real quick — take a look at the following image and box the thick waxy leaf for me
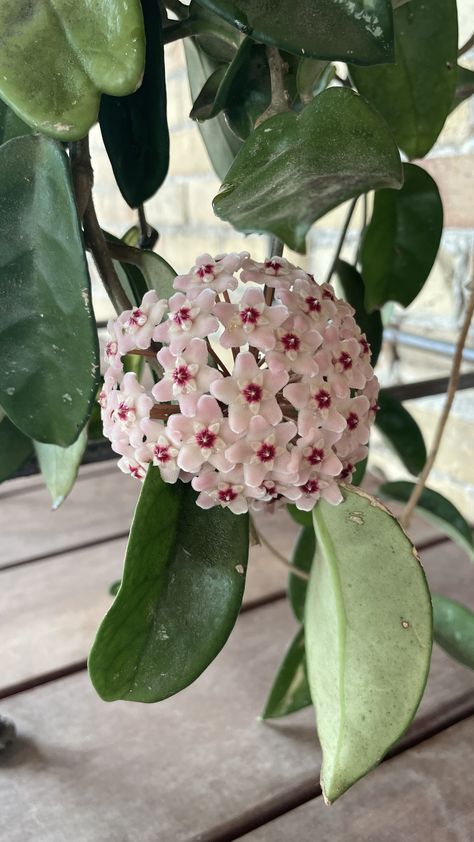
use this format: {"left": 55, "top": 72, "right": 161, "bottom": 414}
{"left": 351, "top": 0, "right": 458, "bottom": 158}
{"left": 0, "top": 135, "right": 100, "bottom": 446}
{"left": 361, "top": 164, "right": 443, "bottom": 312}
{"left": 194, "top": 0, "right": 394, "bottom": 65}
{"left": 0, "top": 412, "right": 33, "bottom": 483}
{"left": 184, "top": 38, "right": 242, "bottom": 180}
{"left": 307, "top": 485, "right": 432, "bottom": 802}
{"left": 0, "top": 100, "right": 31, "bottom": 144}
{"left": 375, "top": 390, "right": 427, "bottom": 475}
{"left": 89, "top": 467, "right": 249, "bottom": 702}
{"left": 335, "top": 259, "right": 383, "bottom": 366}
{"left": 432, "top": 594, "right": 474, "bottom": 671}
{"left": 190, "top": 0, "right": 243, "bottom": 63}
{"left": 379, "top": 482, "right": 474, "bottom": 563}
{"left": 105, "top": 231, "right": 176, "bottom": 303}
{"left": 213, "top": 88, "right": 402, "bottom": 253}
{"left": 288, "top": 526, "right": 315, "bottom": 623}
{"left": 0, "top": 1, "right": 145, "bottom": 141}
{"left": 34, "top": 429, "right": 87, "bottom": 510}
{"left": 100, "top": 0, "right": 169, "bottom": 208}
{"left": 261, "top": 627, "right": 312, "bottom": 719}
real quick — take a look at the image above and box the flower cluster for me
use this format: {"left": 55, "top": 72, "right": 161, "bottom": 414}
{"left": 100, "top": 253, "right": 379, "bottom": 514}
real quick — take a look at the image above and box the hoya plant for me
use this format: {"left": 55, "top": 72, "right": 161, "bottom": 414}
{"left": 1, "top": 0, "right": 473, "bottom": 805}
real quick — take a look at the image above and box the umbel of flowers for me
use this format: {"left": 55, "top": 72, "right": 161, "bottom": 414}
{"left": 100, "top": 253, "right": 380, "bottom": 514}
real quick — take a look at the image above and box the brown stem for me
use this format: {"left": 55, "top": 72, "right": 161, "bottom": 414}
{"left": 458, "top": 32, "right": 474, "bottom": 56}
{"left": 250, "top": 516, "right": 310, "bottom": 581}
{"left": 324, "top": 197, "right": 358, "bottom": 285}
{"left": 83, "top": 199, "right": 133, "bottom": 315}
{"left": 207, "top": 339, "right": 232, "bottom": 377}
{"left": 150, "top": 404, "right": 182, "bottom": 420}
{"left": 70, "top": 137, "right": 93, "bottom": 221}
{"left": 255, "top": 46, "right": 289, "bottom": 127}
{"left": 401, "top": 262, "right": 474, "bottom": 528}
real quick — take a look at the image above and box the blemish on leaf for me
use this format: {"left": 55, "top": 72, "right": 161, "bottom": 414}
{"left": 349, "top": 511, "right": 364, "bottom": 525}
{"left": 235, "top": 563, "right": 245, "bottom": 575}
{"left": 401, "top": 619, "right": 410, "bottom": 629}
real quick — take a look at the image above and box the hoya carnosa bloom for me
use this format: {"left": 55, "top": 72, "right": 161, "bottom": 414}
{"left": 101, "top": 253, "right": 379, "bottom": 514}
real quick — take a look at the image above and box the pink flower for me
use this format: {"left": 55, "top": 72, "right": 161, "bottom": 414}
{"left": 225, "top": 416, "right": 296, "bottom": 487}
{"left": 136, "top": 419, "right": 180, "bottom": 484}
{"left": 174, "top": 252, "right": 247, "bottom": 296}
{"left": 334, "top": 395, "right": 371, "bottom": 458}
{"left": 166, "top": 395, "right": 236, "bottom": 473}
{"left": 104, "top": 372, "right": 153, "bottom": 448}
{"left": 154, "top": 289, "right": 219, "bottom": 353}
{"left": 294, "top": 474, "right": 344, "bottom": 510}
{"left": 117, "top": 291, "right": 167, "bottom": 350}
{"left": 278, "top": 277, "right": 338, "bottom": 331}
{"left": 213, "top": 287, "right": 288, "bottom": 351}
{"left": 210, "top": 352, "right": 288, "bottom": 433}
{"left": 117, "top": 447, "right": 148, "bottom": 482}
{"left": 266, "top": 314, "right": 322, "bottom": 375}
{"left": 293, "top": 429, "right": 343, "bottom": 484}
{"left": 152, "top": 338, "right": 222, "bottom": 416}
{"left": 283, "top": 375, "right": 346, "bottom": 436}
{"left": 241, "top": 255, "right": 305, "bottom": 289}
{"left": 315, "top": 325, "right": 371, "bottom": 391}
{"left": 192, "top": 467, "right": 255, "bottom": 515}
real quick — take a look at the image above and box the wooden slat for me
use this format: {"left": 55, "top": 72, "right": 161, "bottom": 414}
{"left": 239, "top": 717, "right": 474, "bottom": 841}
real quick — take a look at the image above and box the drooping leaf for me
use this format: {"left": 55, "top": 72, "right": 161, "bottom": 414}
{"left": 0, "top": 135, "right": 100, "bottom": 446}
{"left": 261, "top": 627, "right": 312, "bottom": 719}
{"left": 379, "top": 482, "right": 474, "bottom": 563}
{"left": 34, "top": 429, "right": 88, "bottom": 510}
{"left": 193, "top": 0, "right": 394, "bottom": 65}
{"left": 307, "top": 485, "right": 432, "bottom": 803}
{"left": 432, "top": 594, "right": 474, "bottom": 670}
{"left": 361, "top": 164, "right": 443, "bottom": 312}
{"left": 213, "top": 88, "right": 402, "bottom": 253}
{"left": 296, "top": 59, "right": 329, "bottom": 101}
{"left": 0, "top": 1, "right": 145, "bottom": 140}
{"left": 288, "top": 526, "right": 315, "bottom": 623}
{"left": 88, "top": 467, "right": 249, "bottom": 702}
{"left": 451, "top": 65, "right": 474, "bottom": 113}
{"left": 0, "top": 100, "right": 32, "bottom": 144}
{"left": 105, "top": 231, "right": 176, "bottom": 303}
{"left": 351, "top": 0, "right": 458, "bottom": 158}
{"left": 375, "top": 390, "right": 427, "bottom": 475}
{"left": 184, "top": 38, "right": 242, "bottom": 181}
{"left": 100, "top": 0, "right": 169, "bottom": 208}
{"left": 0, "top": 412, "right": 33, "bottom": 483}
{"left": 189, "top": 0, "right": 244, "bottom": 63}
{"left": 334, "top": 259, "right": 383, "bottom": 366}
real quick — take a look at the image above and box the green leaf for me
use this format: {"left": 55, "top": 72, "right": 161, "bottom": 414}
{"left": 0, "top": 412, "right": 33, "bottom": 482}
{"left": 307, "top": 485, "right": 432, "bottom": 803}
{"left": 193, "top": 0, "right": 394, "bottom": 65}
{"left": 184, "top": 38, "right": 242, "bottom": 180}
{"left": 99, "top": 0, "right": 169, "bottom": 208}
{"left": 375, "top": 390, "right": 427, "bottom": 475}
{"left": 352, "top": 455, "right": 368, "bottom": 486}
{"left": 0, "top": 135, "right": 100, "bottom": 446}
{"left": 432, "top": 594, "right": 474, "bottom": 671}
{"left": 361, "top": 164, "right": 443, "bottom": 312}
{"left": 261, "top": 627, "right": 312, "bottom": 719}
{"left": 288, "top": 526, "right": 315, "bottom": 623}
{"left": 351, "top": 0, "right": 458, "bottom": 158}
{"left": 0, "top": 1, "right": 145, "bottom": 140}
{"left": 34, "top": 429, "right": 88, "bottom": 510}
{"left": 104, "top": 232, "right": 176, "bottom": 303}
{"left": 88, "top": 467, "right": 249, "bottom": 702}
{"left": 213, "top": 88, "right": 402, "bottom": 254}
{"left": 189, "top": 0, "right": 244, "bottom": 63}
{"left": 287, "top": 504, "right": 312, "bottom": 528}
{"left": 0, "top": 100, "right": 32, "bottom": 144}
{"left": 334, "top": 259, "right": 383, "bottom": 366}
{"left": 379, "top": 482, "right": 474, "bottom": 563}
{"left": 451, "top": 64, "right": 474, "bottom": 113}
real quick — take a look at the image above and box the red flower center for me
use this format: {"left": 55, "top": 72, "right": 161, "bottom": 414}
{"left": 173, "top": 365, "right": 191, "bottom": 385}
{"left": 340, "top": 463, "right": 354, "bottom": 480}
{"left": 128, "top": 308, "right": 146, "bottom": 326}
{"left": 281, "top": 332, "right": 300, "bottom": 352}
{"left": 314, "top": 389, "right": 331, "bottom": 409}
{"left": 240, "top": 306, "right": 260, "bottom": 325}
{"left": 130, "top": 464, "right": 144, "bottom": 479}
{"left": 338, "top": 351, "right": 353, "bottom": 370}
{"left": 117, "top": 402, "right": 132, "bottom": 421}
{"left": 322, "top": 288, "right": 334, "bottom": 301}
{"left": 153, "top": 445, "right": 171, "bottom": 463}
{"left": 346, "top": 412, "right": 359, "bottom": 430}
{"left": 106, "top": 340, "right": 118, "bottom": 358}
{"left": 256, "top": 442, "right": 276, "bottom": 463}
{"left": 359, "top": 337, "right": 370, "bottom": 355}
{"left": 195, "top": 428, "right": 217, "bottom": 450}
{"left": 173, "top": 307, "right": 191, "bottom": 327}
{"left": 301, "top": 479, "right": 319, "bottom": 495}
{"left": 218, "top": 486, "right": 237, "bottom": 503}
{"left": 305, "top": 296, "right": 321, "bottom": 314}
{"left": 196, "top": 263, "right": 215, "bottom": 278}
{"left": 242, "top": 382, "right": 263, "bottom": 404}
{"left": 307, "top": 447, "right": 324, "bottom": 465}
{"left": 265, "top": 259, "right": 283, "bottom": 273}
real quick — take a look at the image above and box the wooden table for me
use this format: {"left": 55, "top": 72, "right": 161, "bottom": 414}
{"left": 1, "top": 464, "right": 473, "bottom": 841}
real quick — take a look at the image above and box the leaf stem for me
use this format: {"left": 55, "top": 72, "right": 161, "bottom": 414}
{"left": 324, "top": 197, "right": 358, "bottom": 284}
{"left": 255, "top": 46, "right": 289, "bottom": 127}
{"left": 84, "top": 199, "right": 133, "bottom": 315}
{"left": 250, "top": 516, "right": 310, "bottom": 581}
{"left": 206, "top": 339, "right": 231, "bottom": 377}
{"left": 137, "top": 204, "right": 158, "bottom": 249}
{"left": 458, "top": 32, "right": 474, "bottom": 56}
{"left": 265, "top": 237, "right": 284, "bottom": 305}
{"left": 401, "top": 251, "right": 474, "bottom": 528}
{"left": 70, "top": 137, "right": 93, "bottom": 220}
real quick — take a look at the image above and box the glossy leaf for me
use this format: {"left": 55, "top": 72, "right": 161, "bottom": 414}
{"left": 288, "top": 526, "right": 315, "bottom": 623}
{"left": 193, "top": 0, "right": 394, "bottom": 65}
{"left": 100, "top": 0, "right": 169, "bottom": 208}
{"left": 34, "top": 429, "right": 88, "bottom": 510}
{"left": 89, "top": 467, "right": 249, "bottom": 702}
{"left": 184, "top": 38, "right": 242, "bottom": 180}
{"left": 261, "top": 627, "right": 312, "bottom": 719}
{"left": 0, "top": 135, "right": 100, "bottom": 446}
{"left": 105, "top": 232, "right": 176, "bottom": 303}
{"left": 375, "top": 390, "right": 427, "bottom": 475}
{"left": 213, "top": 88, "right": 402, "bottom": 253}
{"left": 307, "top": 485, "right": 432, "bottom": 802}
{"left": 190, "top": 0, "right": 243, "bottom": 62}
{"left": 0, "top": 100, "right": 32, "bottom": 144}
{"left": 351, "top": 0, "right": 458, "bottom": 158}
{"left": 335, "top": 259, "right": 383, "bottom": 366}
{"left": 0, "top": 1, "right": 145, "bottom": 140}
{"left": 361, "top": 164, "right": 443, "bottom": 312}
{"left": 0, "top": 412, "right": 33, "bottom": 483}
{"left": 379, "top": 482, "right": 474, "bottom": 563}
{"left": 432, "top": 594, "right": 474, "bottom": 671}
